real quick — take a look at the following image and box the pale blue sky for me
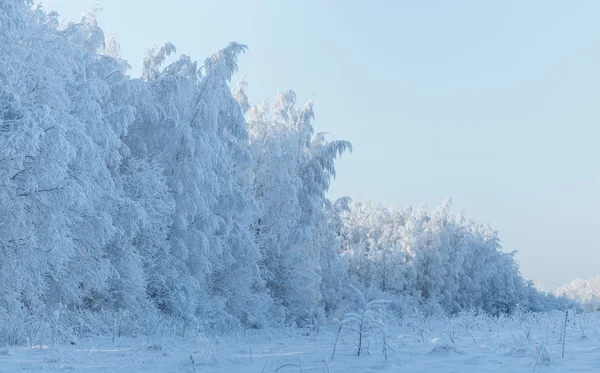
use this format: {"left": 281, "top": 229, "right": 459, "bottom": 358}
{"left": 41, "top": 0, "right": 600, "bottom": 290}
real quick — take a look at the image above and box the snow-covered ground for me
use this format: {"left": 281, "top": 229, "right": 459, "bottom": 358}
{"left": 2, "top": 311, "right": 600, "bottom": 372}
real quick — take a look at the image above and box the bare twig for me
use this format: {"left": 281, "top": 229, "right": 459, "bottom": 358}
{"left": 331, "top": 324, "right": 343, "bottom": 360}
{"left": 322, "top": 359, "right": 331, "bottom": 373}
{"left": 562, "top": 310, "right": 568, "bottom": 358}
{"left": 188, "top": 350, "right": 197, "bottom": 373}
{"left": 274, "top": 363, "right": 301, "bottom": 372}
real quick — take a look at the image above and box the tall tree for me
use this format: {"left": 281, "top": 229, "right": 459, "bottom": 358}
{"left": 241, "top": 87, "right": 351, "bottom": 324}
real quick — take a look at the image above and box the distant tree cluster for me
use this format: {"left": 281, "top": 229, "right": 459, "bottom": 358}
{"left": 337, "top": 200, "right": 572, "bottom": 316}
{"left": 557, "top": 276, "right": 600, "bottom": 311}
{"left": 0, "top": 1, "right": 571, "bottom": 343}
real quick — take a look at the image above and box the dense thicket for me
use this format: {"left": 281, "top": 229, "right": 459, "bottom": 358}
{"left": 0, "top": 1, "right": 571, "bottom": 343}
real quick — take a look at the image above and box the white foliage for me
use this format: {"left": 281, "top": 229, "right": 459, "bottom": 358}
{"left": 557, "top": 276, "right": 600, "bottom": 311}
{"left": 243, "top": 84, "right": 351, "bottom": 325}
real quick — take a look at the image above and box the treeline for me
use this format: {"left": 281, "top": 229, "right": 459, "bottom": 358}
{"left": 0, "top": 1, "right": 570, "bottom": 343}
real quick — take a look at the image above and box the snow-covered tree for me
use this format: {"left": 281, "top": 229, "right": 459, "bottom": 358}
{"left": 241, "top": 87, "right": 351, "bottom": 324}
{"left": 0, "top": 1, "right": 139, "bottom": 336}
{"left": 130, "top": 42, "right": 273, "bottom": 329}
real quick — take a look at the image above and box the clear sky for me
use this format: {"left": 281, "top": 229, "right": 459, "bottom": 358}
{"left": 40, "top": 0, "right": 600, "bottom": 290}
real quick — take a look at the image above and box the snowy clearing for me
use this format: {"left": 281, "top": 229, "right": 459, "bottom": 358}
{"left": 2, "top": 312, "right": 600, "bottom": 372}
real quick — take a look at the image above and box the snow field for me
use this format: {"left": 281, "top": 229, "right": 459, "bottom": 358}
{"left": 2, "top": 311, "right": 600, "bottom": 372}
